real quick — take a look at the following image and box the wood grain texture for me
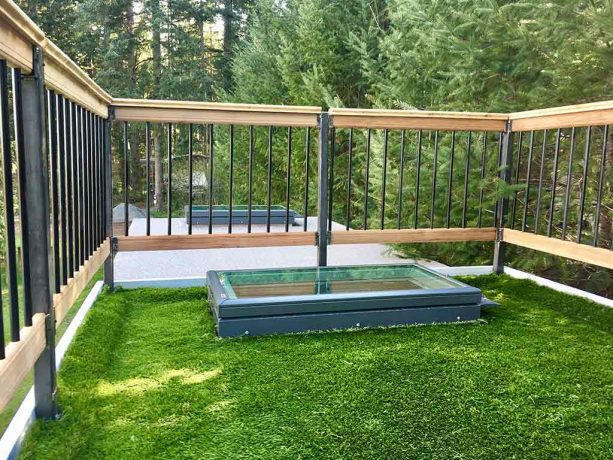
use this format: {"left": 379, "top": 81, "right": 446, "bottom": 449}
{"left": 329, "top": 108, "right": 508, "bottom": 131}
{"left": 112, "top": 98, "right": 321, "bottom": 113}
{"left": 330, "top": 228, "right": 497, "bottom": 244}
{"left": 502, "top": 229, "right": 613, "bottom": 269}
{"left": 0, "top": 313, "right": 46, "bottom": 412}
{"left": 0, "top": 15, "right": 33, "bottom": 70}
{"left": 509, "top": 100, "right": 613, "bottom": 131}
{"left": 509, "top": 100, "right": 613, "bottom": 119}
{"left": 116, "top": 232, "right": 317, "bottom": 251}
{"left": 112, "top": 105, "right": 320, "bottom": 127}
{"left": 53, "top": 238, "right": 111, "bottom": 325}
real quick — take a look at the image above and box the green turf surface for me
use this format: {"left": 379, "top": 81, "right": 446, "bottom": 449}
{"left": 20, "top": 275, "right": 612, "bottom": 459}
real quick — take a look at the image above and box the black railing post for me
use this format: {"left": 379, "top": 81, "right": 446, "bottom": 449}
{"left": 317, "top": 112, "right": 330, "bottom": 266}
{"left": 21, "top": 46, "right": 58, "bottom": 419}
{"left": 103, "top": 109, "right": 114, "bottom": 289}
{"left": 493, "top": 121, "right": 514, "bottom": 274}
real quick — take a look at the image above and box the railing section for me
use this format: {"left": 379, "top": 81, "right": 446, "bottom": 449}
{"left": 0, "top": 0, "right": 112, "bottom": 419}
{"left": 503, "top": 104, "right": 613, "bottom": 270}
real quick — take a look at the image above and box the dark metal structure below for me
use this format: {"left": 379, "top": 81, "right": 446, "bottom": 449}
{"left": 186, "top": 205, "right": 296, "bottom": 226}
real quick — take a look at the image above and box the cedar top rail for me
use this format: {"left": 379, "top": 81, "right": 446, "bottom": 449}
{"left": 509, "top": 100, "right": 613, "bottom": 131}
{"left": 0, "top": 0, "right": 112, "bottom": 116}
{"left": 111, "top": 98, "right": 322, "bottom": 127}
{"left": 328, "top": 107, "right": 509, "bottom": 131}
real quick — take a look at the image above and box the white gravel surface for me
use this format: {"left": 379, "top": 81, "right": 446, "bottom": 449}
{"left": 114, "top": 217, "right": 445, "bottom": 281}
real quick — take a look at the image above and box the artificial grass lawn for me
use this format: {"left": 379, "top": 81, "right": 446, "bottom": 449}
{"left": 20, "top": 275, "right": 612, "bottom": 459}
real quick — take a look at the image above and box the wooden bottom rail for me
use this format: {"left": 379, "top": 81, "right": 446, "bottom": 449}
{"left": 503, "top": 229, "right": 613, "bottom": 269}
{"left": 0, "top": 239, "right": 111, "bottom": 413}
{"left": 0, "top": 313, "right": 46, "bottom": 412}
{"left": 115, "top": 232, "right": 318, "bottom": 252}
{"left": 330, "top": 228, "right": 497, "bottom": 245}
{"left": 53, "top": 238, "right": 111, "bottom": 325}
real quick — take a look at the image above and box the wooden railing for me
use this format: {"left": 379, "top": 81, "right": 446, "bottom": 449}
{"left": 109, "top": 99, "right": 611, "bottom": 272}
{"left": 0, "top": 0, "right": 112, "bottom": 417}
{"left": 0, "top": 0, "right": 611, "bottom": 422}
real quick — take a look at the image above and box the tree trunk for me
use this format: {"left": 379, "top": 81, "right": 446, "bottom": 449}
{"left": 151, "top": 0, "right": 164, "bottom": 211}
{"left": 126, "top": 1, "right": 142, "bottom": 198}
{"left": 221, "top": 0, "right": 234, "bottom": 91}
{"left": 198, "top": 15, "right": 208, "bottom": 99}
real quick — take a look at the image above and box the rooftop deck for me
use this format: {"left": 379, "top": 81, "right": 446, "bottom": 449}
{"left": 0, "top": 0, "right": 612, "bottom": 458}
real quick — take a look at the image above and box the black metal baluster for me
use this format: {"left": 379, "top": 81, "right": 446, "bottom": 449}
{"left": 93, "top": 115, "right": 98, "bottom": 247}
{"left": 146, "top": 122, "right": 151, "bottom": 236}
{"left": 71, "top": 102, "right": 80, "bottom": 268}
{"left": 167, "top": 123, "right": 172, "bottom": 236}
{"left": 285, "top": 126, "right": 292, "bottom": 232}
{"left": 89, "top": 112, "right": 95, "bottom": 254}
{"left": 81, "top": 108, "right": 88, "bottom": 257}
{"left": 98, "top": 115, "right": 103, "bottom": 245}
{"left": 186, "top": 123, "right": 193, "bottom": 235}
{"left": 1, "top": 60, "right": 20, "bottom": 341}
{"left": 93, "top": 113, "right": 99, "bottom": 249}
{"left": 522, "top": 131, "right": 535, "bottom": 232}
{"left": 266, "top": 125, "right": 273, "bottom": 233}
{"left": 477, "top": 133, "right": 487, "bottom": 227}
{"left": 208, "top": 124, "right": 214, "bottom": 235}
{"left": 346, "top": 128, "right": 354, "bottom": 230}
{"left": 47, "top": 91, "right": 61, "bottom": 291}
{"left": 577, "top": 127, "right": 592, "bottom": 244}
{"left": 328, "top": 128, "right": 335, "bottom": 232}
{"left": 446, "top": 130, "right": 456, "bottom": 228}
{"left": 534, "top": 130, "right": 547, "bottom": 234}
{"left": 248, "top": 125, "right": 254, "bottom": 233}
{"left": 561, "top": 128, "right": 576, "bottom": 240}
{"left": 461, "top": 131, "right": 472, "bottom": 228}
{"left": 228, "top": 125, "right": 235, "bottom": 234}
{"left": 80, "top": 107, "right": 88, "bottom": 260}
{"left": 12, "top": 68, "right": 32, "bottom": 324}
{"left": 493, "top": 133, "right": 503, "bottom": 225}
{"left": 123, "top": 121, "right": 129, "bottom": 236}
{"left": 397, "top": 130, "right": 406, "bottom": 229}
{"left": 65, "top": 100, "right": 75, "bottom": 274}
{"left": 91, "top": 114, "right": 97, "bottom": 248}
{"left": 58, "top": 95, "right": 68, "bottom": 283}
{"left": 414, "top": 130, "right": 423, "bottom": 229}
{"left": 84, "top": 111, "right": 90, "bottom": 254}
{"left": 430, "top": 130, "right": 439, "bottom": 228}
{"left": 380, "top": 129, "right": 388, "bottom": 230}
{"left": 593, "top": 125, "right": 608, "bottom": 246}
{"left": 510, "top": 131, "right": 523, "bottom": 229}
{"left": 364, "top": 128, "right": 371, "bottom": 229}
{"left": 547, "top": 128, "right": 562, "bottom": 237}
{"left": 98, "top": 116, "right": 104, "bottom": 246}
{"left": 303, "top": 127, "right": 310, "bottom": 232}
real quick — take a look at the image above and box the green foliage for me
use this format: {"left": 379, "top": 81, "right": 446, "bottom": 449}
{"left": 20, "top": 280, "right": 613, "bottom": 458}
{"left": 12, "top": 0, "right": 613, "bottom": 291}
